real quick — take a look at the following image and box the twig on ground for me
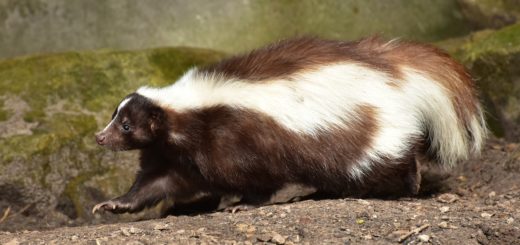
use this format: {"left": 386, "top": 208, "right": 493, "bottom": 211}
{"left": 398, "top": 224, "right": 430, "bottom": 243}
{"left": 0, "top": 207, "right": 11, "bottom": 223}
{"left": 14, "top": 202, "right": 34, "bottom": 216}
{"left": 0, "top": 202, "right": 35, "bottom": 223}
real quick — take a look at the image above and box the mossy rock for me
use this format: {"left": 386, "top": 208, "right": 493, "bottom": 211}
{"left": 438, "top": 23, "right": 520, "bottom": 140}
{"left": 0, "top": 47, "right": 224, "bottom": 227}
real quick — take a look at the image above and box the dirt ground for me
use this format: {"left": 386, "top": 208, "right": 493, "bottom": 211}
{"left": 0, "top": 137, "right": 519, "bottom": 245}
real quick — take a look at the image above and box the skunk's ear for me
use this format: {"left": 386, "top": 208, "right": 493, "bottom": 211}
{"left": 149, "top": 108, "right": 164, "bottom": 132}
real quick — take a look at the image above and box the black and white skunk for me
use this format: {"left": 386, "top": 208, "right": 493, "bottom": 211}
{"left": 92, "top": 37, "right": 487, "bottom": 214}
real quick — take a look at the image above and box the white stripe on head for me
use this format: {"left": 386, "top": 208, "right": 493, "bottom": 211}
{"left": 118, "top": 97, "right": 132, "bottom": 112}
{"left": 102, "top": 97, "right": 133, "bottom": 132}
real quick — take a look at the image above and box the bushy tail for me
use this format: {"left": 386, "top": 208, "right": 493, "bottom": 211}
{"left": 423, "top": 100, "right": 487, "bottom": 168}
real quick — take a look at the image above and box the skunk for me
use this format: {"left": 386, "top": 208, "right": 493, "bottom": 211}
{"left": 92, "top": 37, "right": 487, "bottom": 214}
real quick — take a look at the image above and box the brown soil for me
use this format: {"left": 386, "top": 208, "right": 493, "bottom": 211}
{"left": 0, "top": 138, "right": 519, "bottom": 245}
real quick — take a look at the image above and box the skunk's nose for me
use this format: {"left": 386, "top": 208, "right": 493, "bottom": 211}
{"left": 95, "top": 133, "right": 106, "bottom": 145}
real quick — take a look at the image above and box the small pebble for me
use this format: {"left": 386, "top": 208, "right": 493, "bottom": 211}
{"left": 418, "top": 234, "right": 430, "bottom": 242}
{"left": 437, "top": 193, "right": 459, "bottom": 203}
{"left": 256, "top": 233, "right": 272, "bottom": 242}
{"left": 121, "top": 227, "right": 131, "bottom": 236}
{"left": 438, "top": 221, "right": 449, "bottom": 229}
{"left": 357, "top": 199, "right": 370, "bottom": 205}
{"left": 488, "top": 191, "right": 496, "bottom": 198}
{"left": 129, "top": 226, "right": 140, "bottom": 234}
{"left": 481, "top": 212, "right": 493, "bottom": 219}
{"left": 456, "top": 175, "right": 467, "bottom": 182}
{"left": 271, "top": 232, "right": 286, "bottom": 244}
{"left": 505, "top": 143, "right": 519, "bottom": 152}
{"left": 236, "top": 223, "right": 249, "bottom": 232}
{"left": 291, "top": 235, "right": 301, "bottom": 243}
{"left": 153, "top": 223, "right": 170, "bottom": 231}
{"left": 440, "top": 206, "right": 450, "bottom": 213}
{"left": 506, "top": 217, "right": 514, "bottom": 224}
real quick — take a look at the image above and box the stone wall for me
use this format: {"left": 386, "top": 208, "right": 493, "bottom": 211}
{"left": 0, "top": 0, "right": 470, "bottom": 59}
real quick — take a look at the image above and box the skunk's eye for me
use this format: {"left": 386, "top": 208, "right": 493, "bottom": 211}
{"left": 122, "top": 124, "right": 130, "bottom": 131}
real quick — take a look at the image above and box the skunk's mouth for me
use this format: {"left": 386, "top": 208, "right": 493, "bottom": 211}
{"left": 95, "top": 131, "right": 127, "bottom": 151}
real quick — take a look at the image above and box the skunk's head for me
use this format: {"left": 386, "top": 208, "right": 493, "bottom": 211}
{"left": 95, "top": 93, "right": 165, "bottom": 151}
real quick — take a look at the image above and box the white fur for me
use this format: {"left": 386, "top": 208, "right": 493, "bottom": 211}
{"left": 470, "top": 105, "right": 488, "bottom": 154}
{"left": 102, "top": 97, "right": 132, "bottom": 132}
{"left": 118, "top": 97, "right": 132, "bottom": 112}
{"left": 137, "top": 63, "right": 485, "bottom": 177}
{"left": 399, "top": 68, "right": 469, "bottom": 167}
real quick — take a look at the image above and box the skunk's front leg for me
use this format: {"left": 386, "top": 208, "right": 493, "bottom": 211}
{"left": 92, "top": 170, "right": 172, "bottom": 214}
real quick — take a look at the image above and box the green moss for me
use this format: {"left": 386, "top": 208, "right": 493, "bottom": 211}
{"left": 0, "top": 111, "right": 7, "bottom": 122}
{"left": 49, "top": 113, "right": 97, "bottom": 137}
{"left": 0, "top": 48, "right": 224, "bottom": 123}
{"left": 460, "top": 24, "right": 520, "bottom": 63}
{"left": 63, "top": 165, "right": 136, "bottom": 219}
{"left": 457, "top": 24, "right": 520, "bottom": 106}
{"left": 64, "top": 170, "right": 104, "bottom": 218}
{"left": 0, "top": 113, "right": 97, "bottom": 162}
{"left": 1, "top": 134, "right": 50, "bottom": 162}
{"left": 90, "top": 167, "right": 135, "bottom": 197}
{"left": 148, "top": 47, "right": 225, "bottom": 86}
{"left": 23, "top": 109, "right": 45, "bottom": 122}
{"left": 0, "top": 99, "right": 8, "bottom": 121}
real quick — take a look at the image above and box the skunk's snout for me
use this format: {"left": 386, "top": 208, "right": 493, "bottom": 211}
{"left": 95, "top": 132, "right": 106, "bottom": 145}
